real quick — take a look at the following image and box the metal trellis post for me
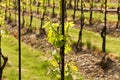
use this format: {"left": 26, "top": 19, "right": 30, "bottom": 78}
{"left": 18, "top": 0, "right": 21, "bottom": 80}
{"left": 60, "top": 0, "right": 65, "bottom": 80}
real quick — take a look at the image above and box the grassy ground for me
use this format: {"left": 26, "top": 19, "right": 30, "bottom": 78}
{"left": 1, "top": 3, "right": 120, "bottom": 80}
{"left": 9, "top": 12, "right": 120, "bottom": 57}
{"left": 1, "top": 35, "right": 50, "bottom": 80}
{"left": 69, "top": 28, "right": 120, "bottom": 56}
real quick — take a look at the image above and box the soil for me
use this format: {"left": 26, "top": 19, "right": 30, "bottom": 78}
{"left": 7, "top": 24, "right": 54, "bottom": 53}
{"left": 5, "top": 19, "right": 120, "bottom": 80}
{"left": 69, "top": 50, "right": 120, "bottom": 80}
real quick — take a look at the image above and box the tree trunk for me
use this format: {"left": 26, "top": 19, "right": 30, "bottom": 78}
{"left": 65, "top": 0, "right": 67, "bottom": 18}
{"left": 76, "top": 0, "right": 84, "bottom": 51}
{"left": 0, "top": 25, "right": 8, "bottom": 80}
{"left": 76, "top": 0, "right": 79, "bottom": 9}
{"left": 68, "top": 0, "right": 72, "bottom": 8}
{"left": 22, "top": 6, "right": 25, "bottom": 28}
{"left": 48, "top": 0, "right": 50, "bottom": 6}
{"left": 29, "top": 12, "right": 33, "bottom": 29}
{"left": 0, "top": 0, "right": 2, "bottom": 2}
{"left": 52, "top": 0, "right": 55, "bottom": 17}
{"left": 73, "top": 0, "right": 77, "bottom": 21}
{"left": 14, "top": 0, "right": 17, "bottom": 24}
{"left": 4, "top": 0, "right": 8, "bottom": 20}
{"left": 100, "top": 0, "right": 104, "bottom": 13}
{"left": 89, "top": 0, "right": 93, "bottom": 25}
{"left": 8, "top": 0, "right": 12, "bottom": 23}
{"left": 29, "top": 0, "right": 33, "bottom": 31}
{"left": 39, "top": 0, "right": 46, "bottom": 35}
{"left": 116, "top": 0, "right": 120, "bottom": 29}
{"left": 37, "top": 2, "right": 40, "bottom": 14}
{"left": 100, "top": 0, "right": 107, "bottom": 69}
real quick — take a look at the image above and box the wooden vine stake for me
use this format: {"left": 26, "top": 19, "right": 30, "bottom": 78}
{"left": 60, "top": 0, "right": 65, "bottom": 79}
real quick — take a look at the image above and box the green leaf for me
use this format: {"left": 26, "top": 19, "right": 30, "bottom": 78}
{"left": 52, "top": 49, "right": 57, "bottom": 55}
{"left": 65, "top": 44, "right": 71, "bottom": 54}
{"left": 51, "top": 60, "right": 57, "bottom": 67}
{"left": 65, "top": 74, "right": 73, "bottom": 80}
{"left": 43, "top": 21, "right": 51, "bottom": 28}
{"left": 70, "top": 65, "right": 78, "bottom": 72}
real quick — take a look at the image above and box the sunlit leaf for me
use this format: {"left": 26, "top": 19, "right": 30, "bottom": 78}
{"left": 70, "top": 65, "right": 78, "bottom": 72}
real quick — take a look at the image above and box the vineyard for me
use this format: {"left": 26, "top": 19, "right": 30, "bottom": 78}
{"left": 0, "top": 0, "right": 120, "bottom": 80}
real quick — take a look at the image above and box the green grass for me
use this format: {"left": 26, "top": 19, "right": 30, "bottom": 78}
{"left": 1, "top": 35, "right": 50, "bottom": 80}
{"left": 1, "top": 0, "right": 118, "bottom": 21}
{"left": 26, "top": 1, "right": 118, "bottom": 11}
{"left": 9, "top": 12, "right": 120, "bottom": 56}
{"left": 69, "top": 28, "right": 120, "bottom": 56}
{"left": 45, "top": 6, "right": 118, "bottom": 22}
